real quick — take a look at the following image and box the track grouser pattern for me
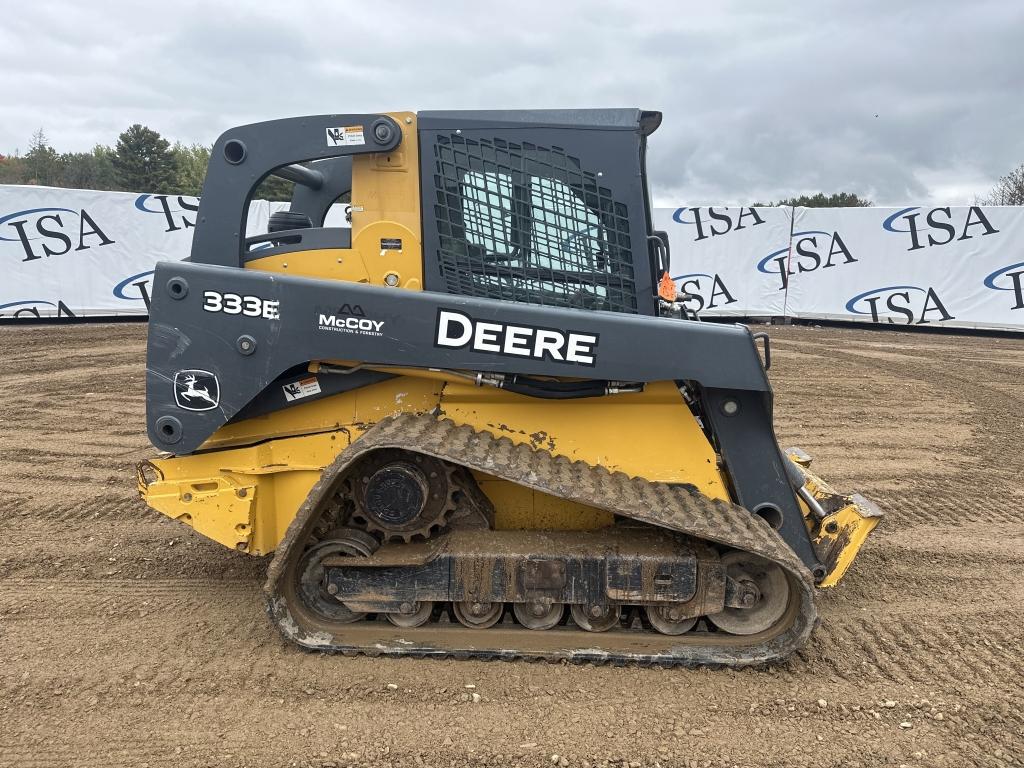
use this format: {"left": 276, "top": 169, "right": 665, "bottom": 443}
{"left": 266, "top": 414, "right": 816, "bottom": 666}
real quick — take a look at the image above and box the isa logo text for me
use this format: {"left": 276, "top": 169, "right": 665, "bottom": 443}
{"left": 672, "top": 207, "right": 765, "bottom": 242}
{"left": 135, "top": 194, "right": 199, "bottom": 232}
{"left": 983, "top": 262, "right": 1024, "bottom": 311}
{"left": 0, "top": 206, "right": 114, "bottom": 262}
{"left": 756, "top": 230, "right": 857, "bottom": 291}
{"left": 883, "top": 206, "right": 998, "bottom": 252}
{"left": 845, "top": 285, "right": 954, "bottom": 325}
{"left": 672, "top": 272, "right": 738, "bottom": 311}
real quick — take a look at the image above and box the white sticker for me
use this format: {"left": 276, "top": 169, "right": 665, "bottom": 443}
{"left": 282, "top": 376, "right": 322, "bottom": 402}
{"left": 326, "top": 125, "right": 365, "bottom": 147}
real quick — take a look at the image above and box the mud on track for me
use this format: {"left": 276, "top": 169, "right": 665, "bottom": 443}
{"left": 0, "top": 322, "right": 1021, "bottom": 768}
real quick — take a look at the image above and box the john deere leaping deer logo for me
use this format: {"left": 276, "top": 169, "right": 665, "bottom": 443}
{"left": 173, "top": 370, "right": 220, "bottom": 412}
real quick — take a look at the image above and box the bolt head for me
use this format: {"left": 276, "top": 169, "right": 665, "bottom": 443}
{"left": 236, "top": 334, "right": 257, "bottom": 356}
{"left": 326, "top": 583, "right": 339, "bottom": 595}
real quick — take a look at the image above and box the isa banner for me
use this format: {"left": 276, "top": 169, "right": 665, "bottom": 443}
{"left": 784, "top": 206, "right": 1024, "bottom": 331}
{"left": 0, "top": 185, "right": 272, "bottom": 318}
{"left": 654, "top": 206, "right": 792, "bottom": 318}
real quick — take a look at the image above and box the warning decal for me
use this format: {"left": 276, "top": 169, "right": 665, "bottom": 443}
{"left": 282, "top": 376, "right": 322, "bottom": 402}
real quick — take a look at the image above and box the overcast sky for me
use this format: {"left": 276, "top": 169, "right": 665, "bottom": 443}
{"left": 2, "top": 0, "right": 1022, "bottom": 206}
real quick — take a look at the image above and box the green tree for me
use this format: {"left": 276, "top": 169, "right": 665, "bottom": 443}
{"left": 771, "top": 192, "right": 873, "bottom": 208}
{"left": 171, "top": 142, "right": 211, "bottom": 197}
{"left": 253, "top": 173, "right": 294, "bottom": 202}
{"left": 113, "top": 124, "right": 176, "bottom": 193}
{"left": 23, "top": 129, "right": 63, "bottom": 186}
{"left": 0, "top": 152, "right": 25, "bottom": 185}
{"left": 60, "top": 145, "right": 118, "bottom": 190}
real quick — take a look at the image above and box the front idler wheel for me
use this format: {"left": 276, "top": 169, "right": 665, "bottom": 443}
{"left": 707, "top": 551, "right": 791, "bottom": 635}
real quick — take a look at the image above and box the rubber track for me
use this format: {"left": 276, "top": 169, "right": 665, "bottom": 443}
{"left": 265, "top": 413, "right": 817, "bottom": 667}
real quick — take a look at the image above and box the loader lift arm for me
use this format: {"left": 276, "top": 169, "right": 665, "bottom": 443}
{"left": 145, "top": 260, "right": 825, "bottom": 578}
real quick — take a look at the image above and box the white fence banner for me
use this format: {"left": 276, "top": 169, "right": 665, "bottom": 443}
{"left": 0, "top": 184, "right": 276, "bottom": 318}
{"left": 784, "top": 206, "right": 1024, "bottom": 331}
{"left": 654, "top": 206, "right": 792, "bottom": 318}
{"left": 3, "top": 184, "right": 1022, "bottom": 332}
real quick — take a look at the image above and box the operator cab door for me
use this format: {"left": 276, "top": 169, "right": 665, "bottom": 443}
{"left": 417, "top": 109, "right": 661, "bottom": 315}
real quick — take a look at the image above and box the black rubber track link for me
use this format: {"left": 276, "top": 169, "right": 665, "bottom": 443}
{"left": 265, "top": 414, "right": 818, "bottom": 667}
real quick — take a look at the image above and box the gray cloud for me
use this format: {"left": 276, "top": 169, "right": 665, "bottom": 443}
{"left": 1, "top": 0, "right": 1021, "bottom": 205}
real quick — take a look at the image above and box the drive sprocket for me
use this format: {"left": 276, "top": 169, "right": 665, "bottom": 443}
{"left": 344, "top": 449, "right": 459, "bottom": 543}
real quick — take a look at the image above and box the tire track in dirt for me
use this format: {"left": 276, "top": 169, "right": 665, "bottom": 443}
{"left": 769, "top": 328, "right": 1024, "bottom": 700}
{"left": 1, "top": 322, "right": 1022, "bottom": 768}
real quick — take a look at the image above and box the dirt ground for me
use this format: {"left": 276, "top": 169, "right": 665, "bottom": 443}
{"left": 0, "top": 322, "right": 1021, "bottom": 768}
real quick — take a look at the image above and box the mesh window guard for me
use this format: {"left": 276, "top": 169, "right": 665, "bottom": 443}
{"left": 431, "top": 135, "right": 638, "bottom": 313}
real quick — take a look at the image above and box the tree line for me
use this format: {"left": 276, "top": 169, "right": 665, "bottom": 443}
{"left": 0, "top": 125, "right": 291, "bottom": 199}
{"left": 1, "top": 124, "right": 1021, "bottom": 206}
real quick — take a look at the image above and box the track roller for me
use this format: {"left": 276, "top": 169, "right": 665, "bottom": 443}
{"left": 645, "top": 605, "right": 699, "bottom": 635}
{"left": 386, "top": 601, "right": 435, "bottom": 628}
{"left": 452, "top": 601, "right": 503, "bottom": 628}
{"left": 570, "top": 603, "right": 621, "bottom": 632}
{"left": 513, "top": 602, "right": 564, "bottom": 630}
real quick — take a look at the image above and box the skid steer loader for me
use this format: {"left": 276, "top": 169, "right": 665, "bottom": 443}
{"left": 138, "top": 110, "right": 881, "bottom": 665}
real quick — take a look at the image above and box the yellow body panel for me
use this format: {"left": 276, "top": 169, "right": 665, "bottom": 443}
{"left": 248, "top": 248, "right": 370, "bottom": 283}
{"left": 350, "top": 111, "right": 423, "bottom": 290}
{"left": 246, "top": 111, "right": 423, "bottom": 290}
{"left": 478, "top": 474, "right": 615, "bottom": 530}
{"left": 141, "top": 376, "right": 730, "bottom": 555}
{"left": 202, "top": 376, "right": 442, "bottom": 450}
{"left": 140, "top": 431, "right": 349, "bottom": 555}
{"left": 439, "top": 380, "right": 725, "bottom": 496}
